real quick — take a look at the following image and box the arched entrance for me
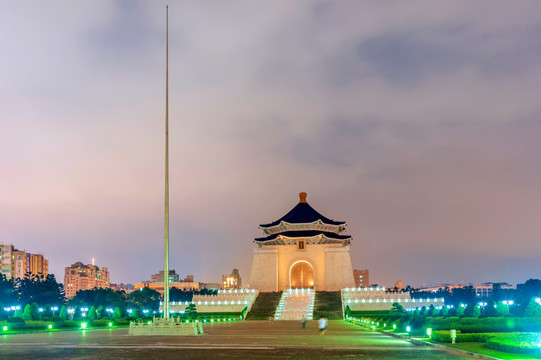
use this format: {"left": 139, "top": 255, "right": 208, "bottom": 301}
{"left": 289, "top": 261, "right": 314, "bottom": 289}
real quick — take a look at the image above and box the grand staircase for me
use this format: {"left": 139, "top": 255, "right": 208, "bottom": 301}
{"left": 245, "top": 292, "right": 282, "bottom": 320}
{"left": 274, "top": 288, "right": 314, "bottom": 320}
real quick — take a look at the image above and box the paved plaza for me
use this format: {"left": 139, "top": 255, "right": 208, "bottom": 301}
{"left": 1, "top": 320, "right": 472, "bottom": 359}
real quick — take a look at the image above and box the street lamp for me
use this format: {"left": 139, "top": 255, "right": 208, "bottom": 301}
{"left": 478, "top": 302, "right": 487, "bottom": 315}
{"left": 51, "top": 307, "right": 58, "bottom": 317}
{"left": 502, "top": 300, "right": 514, "bottom": 313}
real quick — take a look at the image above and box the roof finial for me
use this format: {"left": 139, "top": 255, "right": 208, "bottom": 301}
{"left": 299, "top": 192, "right": 307, "bottom": 203}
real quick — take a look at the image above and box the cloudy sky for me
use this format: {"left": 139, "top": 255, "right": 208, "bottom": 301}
{"left": 1, "top": 1, "right": 540, "bottom": 288}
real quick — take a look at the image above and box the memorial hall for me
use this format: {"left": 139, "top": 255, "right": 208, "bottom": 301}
{"left": 249, "top": 192, "right": 355, "bottom": 291}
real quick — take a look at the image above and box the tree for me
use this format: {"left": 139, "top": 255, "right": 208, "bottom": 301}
{"left": 495, "top": 301, "right": 509, "bottom": 316}
{"left": 464, "top": 303, "right": 475, "bottom": 317}
{"left": 472, "top": 304, "right": 481, "bottom": 318}
{"left": 457, "top": 303, "right": 465, "bottom": 316}
{"left": 89, "top": 305, "right": 97, "bottom": 320}
{"left": 0, "top": 274, "right": 16, "bottom": 306}
{"left": 485, "top": 299, "right": 497, "bottom": 317}
{"left": 68, "top": 288, "right": 124, "bottom": 309}
{"left": 169, "top": 287, "right": 219, "bottom": 303}
{"left": 516, "top": 279, "right": 541, "bottom": 304}
{"left": 15, "top": 274, "right": 65, "bottom": 307}
{"left": 391, "top": 302, "right": 406, "bottom": 314}
{"left": 126, "top": 288, "right": 160, "bottom": 312}
{"left": 39, "top": 274, "right": 65, "bottom": 306}
{"left": 59, "top": 305, "right": 68, "bottom": 320}
{"left": 22, "top": 304, "right": 32, "bottom": 321}
{"left": 449, "top": 286, "right": 476, "bottom": 307}
{"left": 525, "top": 298, "right": 541, "bottom": 317}
{"left": 97, "top": 305, "right": 104, "bottom": 319}
{"left": 30, "top": 302, "right": 40, "bottom": 320}
{"left": 442, "top": 306, "right": 449, "bottom": 317}
{"left": 184, "top": 303, "right": 197, "bottom": 321}
{"left": 113, "top": 306, "right": 122, "bottom": 320}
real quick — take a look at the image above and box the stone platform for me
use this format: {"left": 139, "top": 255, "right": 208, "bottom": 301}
{"left": 128, "top": 317, "right": 203, "bottom": 336}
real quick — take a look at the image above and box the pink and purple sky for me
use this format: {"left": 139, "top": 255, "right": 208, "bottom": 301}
{"left": 1, "top": 1, "right": 540, "bottom": 288}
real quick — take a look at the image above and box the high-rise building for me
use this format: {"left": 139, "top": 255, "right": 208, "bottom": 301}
{"left": 0, "top": 244, "right": 48, "bottom": 280}
{"left": 64, "top": 261, "right": 110, "bottom": 299}
{"left": 222, "top": 268, "right": 242, "bottom": 290}
{"left": 353, "top": 269, "right": 369, "bottom": 288}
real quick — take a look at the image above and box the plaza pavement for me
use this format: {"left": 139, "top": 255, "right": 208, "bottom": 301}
{"left": 1, "top": 320, "right": 473, "bottom": 359}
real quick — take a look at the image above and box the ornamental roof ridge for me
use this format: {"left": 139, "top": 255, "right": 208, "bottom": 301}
{"left": 259, "top": 219, "right": 344, "bottom": 229}
{"left": 255, "top": 230, "right": 351, "bottom": 242}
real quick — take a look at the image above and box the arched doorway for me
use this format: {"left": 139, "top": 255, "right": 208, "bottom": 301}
{"left": 290, "top": 261, "right": 314, "bottom": 289}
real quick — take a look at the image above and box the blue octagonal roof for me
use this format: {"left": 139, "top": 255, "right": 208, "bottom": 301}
{"left": 259, "top": 192, "right": 345, "bottom": 228}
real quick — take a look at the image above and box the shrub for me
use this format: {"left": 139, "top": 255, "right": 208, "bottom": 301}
{"left": 24, "top": 321, "right": 49, "bottom": 329}
{"left": 486, "top": 333, "right": 541, "bottom": 354}
{"left": 91, "top": 319, "right": 112, "bottom": 327}
{"left": 427, "top": 317, "right": 541, "bottom": 333}
{"left": 432, "top": 330, "right": 501, "bottom": 343}
{"left": 7, "top": 317, "right": 24, "bottom": 323}
{"left": 64, "top": 320, "right": 84, "bottom": 328}
{"left": 114, "top": 318, "right": 130, "bottom": 326}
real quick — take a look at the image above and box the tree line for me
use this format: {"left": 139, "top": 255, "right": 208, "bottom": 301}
{"left": 1, "top": 273, "right": 217, "bottom": 321}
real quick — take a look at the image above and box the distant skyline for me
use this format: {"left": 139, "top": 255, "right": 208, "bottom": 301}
{"left": 1, "top": 1, "right": 541, "bottom": 288}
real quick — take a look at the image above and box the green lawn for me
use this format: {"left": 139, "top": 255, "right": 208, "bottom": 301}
{"left": 430, "top": 341, "right": 541, "bottom": 360}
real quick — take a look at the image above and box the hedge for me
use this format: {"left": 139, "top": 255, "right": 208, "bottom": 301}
{"left": 432, "top": 330, "right": 501, "bottom": 343}
{"left": 427, "top": 317, "right": 541, "bottom": 333}
{"left": 486, "top": 333, "right": 541, "bottom": 354}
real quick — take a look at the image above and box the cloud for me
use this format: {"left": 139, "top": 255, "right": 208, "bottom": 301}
{"left": 0, "top": 1, "right": 541, "bottom": 287}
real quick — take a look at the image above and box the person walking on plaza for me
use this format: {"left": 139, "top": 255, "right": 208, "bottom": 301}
{"left": 318, "top": 316, "right": 327, "bottom": 335}
{"left": 301, "top": 316, "right": 307, "bottom": 328}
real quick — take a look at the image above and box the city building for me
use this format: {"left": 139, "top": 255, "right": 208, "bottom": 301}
{"left": 64, "top": 261, "right": 110, "bottom": 299}
{"left": 0, "top": 244, "right": 48, "bottom": 280}
{"left": 150, "top": 269, "right": 180, "bottom": 283}
{"left": 133, "top": 281, "right": 200, "bottom": 295}
{"left": 135, "top": 271, "right": 200, "bottom": 295}
{"left": 417, "top": 284, "right": 466, "bottom": 293}
{"left": 353, "top": 269, "right": 369, "bottom": 288}
{"left": 249, "top": 192, "right": 355, "bottom": 291}
{"left": 111, "top": 283, "right": 135, "bottom": 293}
{"left": 201, "top": 282, "right": 221, "bottom": 289}
{"left": 474, "top": 282, "right": 515, "bottom": 298}
{"left": 222, "top": 268, "right": 242, "bottom": 289}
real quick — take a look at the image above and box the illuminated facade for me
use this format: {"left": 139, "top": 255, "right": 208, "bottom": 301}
{"left": 249, "top": 193, "right": 355, "bottom": 291}
{"left": 222, "top": 268, "right": 242, "bottom": 289}
{"left": 0, "top": 244, "right": 48, "bottom": 280}
{"left": 64, "top": 261, "right": 110, "bottom": 299}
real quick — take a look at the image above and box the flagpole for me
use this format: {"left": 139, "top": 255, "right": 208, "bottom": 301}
{"left": 163, "top": 4, "right": 170, "bottom": 320}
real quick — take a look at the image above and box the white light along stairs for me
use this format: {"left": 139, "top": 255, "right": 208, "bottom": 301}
{"left": 274, "top": 288, "right": 314, "bottom": 320}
